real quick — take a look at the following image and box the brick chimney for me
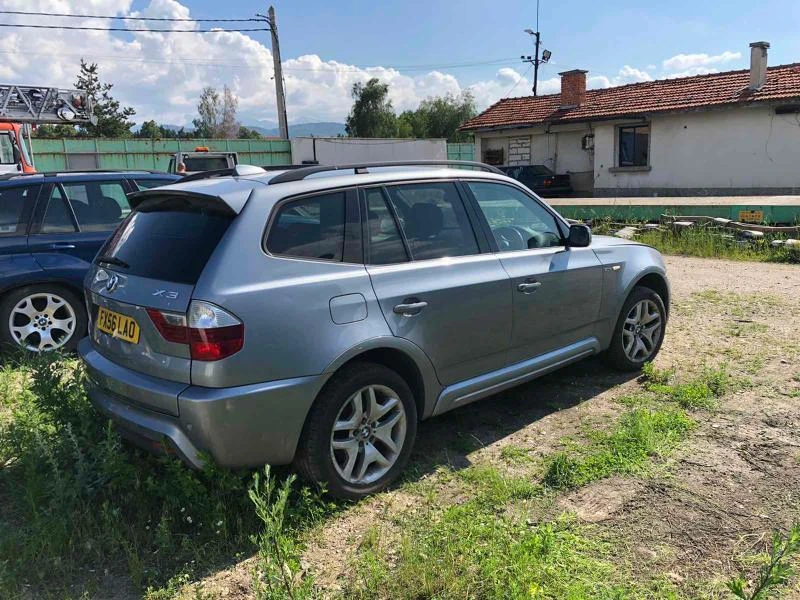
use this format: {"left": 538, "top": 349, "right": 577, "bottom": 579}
{"left": 559, "top": 69, "right": 588, "bottom": 108}
{"left": 749, "top": 41, "right": 770, "bottom": 90}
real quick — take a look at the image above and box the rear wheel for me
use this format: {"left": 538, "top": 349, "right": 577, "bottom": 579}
{"left": 294, "top": 362, "right": 418, "bottom": 500}
{"left": 0, "top": 285, "right": 86, "bottom": 353}
{"left": 604, "top": 286, "right": 666, "bottom": 371}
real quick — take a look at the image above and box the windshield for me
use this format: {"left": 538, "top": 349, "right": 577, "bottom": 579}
{"left": 184, "top": 156, "right": 230, "bottom": 171}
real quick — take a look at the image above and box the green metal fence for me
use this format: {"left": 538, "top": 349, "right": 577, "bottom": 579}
{"left": 28, "top": 138, "right": 476, "bottom": 172}
{"left": 446, "top": 143, "right": 475, "bottom": 161}
{"left": 29, "top": 138, "right": 292, "bottom": 172}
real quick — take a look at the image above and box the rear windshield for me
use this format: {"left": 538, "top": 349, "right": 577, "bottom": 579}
{"left": 184, "top": 156, "right": 229, "bottom": 172}
{"left": 99, "top": 197, "right": 233, "bottom": 285}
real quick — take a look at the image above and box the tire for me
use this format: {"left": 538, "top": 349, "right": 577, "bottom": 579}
{"left": 294, "top": 362, "right": 418, "bottom": 500}
{"left": 603, "top": 286, "right": 667, "bottom": 371}
{"left": 0, "top": 284, "right": 87, "bottom": 354}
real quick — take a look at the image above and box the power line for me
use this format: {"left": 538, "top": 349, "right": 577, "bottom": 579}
{"left": 0, "top": 9, "right": 262, "bottom": 22}
{"left": 0, "top": 22, "right": 269, "bottom": 33}
{"left": 502, "top": 64, "right": 533, "bottom": 98}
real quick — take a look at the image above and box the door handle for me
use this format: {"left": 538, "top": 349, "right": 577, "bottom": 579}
{"left": 517, "top": 281, "right": 542, "bottom": 294}
{"left": 393, "top": 300, "right": 428, "bottom": 316}
{"left": 49, "top": 243, "right": 76, "bottom": 250}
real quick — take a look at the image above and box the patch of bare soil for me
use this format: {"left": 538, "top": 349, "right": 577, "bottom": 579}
{"left": 186, "top": 256, "right": 800, "bottom": 598}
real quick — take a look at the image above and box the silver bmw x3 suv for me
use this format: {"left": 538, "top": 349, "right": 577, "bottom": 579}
{"left": 78, "top": 161, "right": 669, "bottom": 499}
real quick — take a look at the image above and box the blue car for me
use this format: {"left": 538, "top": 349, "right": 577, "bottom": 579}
{"left": 0, "top": 170, "right": 179, "bottom": 352}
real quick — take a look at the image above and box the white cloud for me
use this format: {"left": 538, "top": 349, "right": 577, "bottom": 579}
{"left": 662, "top": 51, "right": 741, "bottom": 72}
{"left": 0, "top": 1, "right": 750, "bottom": 128}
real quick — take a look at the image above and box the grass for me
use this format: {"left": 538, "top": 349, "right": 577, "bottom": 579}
{"left": 0, "top": 354, "right": 331, "bottom": 598}
{"left": 640, "top": 363, "right": 730, "bottom": 410}
{"left": 591, "top": 219, "right": 799, "bottom": 264}
{"left": 541, "top": 408, "right": 694, "bottom": 490}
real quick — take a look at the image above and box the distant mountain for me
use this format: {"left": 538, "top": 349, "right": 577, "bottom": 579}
{"left": 247, "top": 122, "right": 346, "bottom": 138}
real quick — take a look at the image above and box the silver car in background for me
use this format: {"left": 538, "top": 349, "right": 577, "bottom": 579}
{"left": 78, "top": 161, "right": 669, "bottom": 499}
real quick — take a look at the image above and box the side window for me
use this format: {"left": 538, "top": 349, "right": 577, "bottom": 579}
{"left": 0, "top": 134, "right": 14, "bottom": 164}
{"left": 132, "top": 178, "right": 175, "bottom": 191}
{"left": 0, "top": 185, "right": 39, "bottom": 236}
{"left": 41, "top": 186, "right": 77, "bottom": 233}
{"left": 364, "top": 188, "right": 407, "bottom": 265}
{"left": 384, "top": 182, "right": 479, "bottom": 261}
{"left": 266, "top": 191, "right": 346, "bottom": 261}
{"left": 61, "top": 181, "right": 129, "bottom": 231}
{"left": 467, "top": 182, "right": 563, "bottom": 251}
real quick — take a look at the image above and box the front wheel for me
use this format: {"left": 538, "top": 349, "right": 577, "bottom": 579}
{"left": 604, "top": 286, "right": 666, "bottom": 371}
{"left": 0, "top": 285, "right": 86, "bottom": 353}
{"left": 294, "top": 362, "right": 418, "bottom": 500}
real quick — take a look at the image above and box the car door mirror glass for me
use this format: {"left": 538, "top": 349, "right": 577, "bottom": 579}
{"left": 567, "top": 224, "right": 592, "bottom": 248}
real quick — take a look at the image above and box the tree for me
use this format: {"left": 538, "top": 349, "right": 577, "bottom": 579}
{"left": 137, "top": 120, "right": 162, "bottom": 139}
{"left": 34, "top": 124, "right": 78, "bottom": 138}
{"left": 345, "top": 78, "right": 397, "bottom": 138}
{"left": 237, "top": 126, "right": 262, "bottom": 139}
{"left": 75, "top": 59, "right": 136, "bottom": 137}
{"left": 193, "top": 85, "right": 240, "bottom": 138}
{"left": 407, "top": 92, "right": 477, "bottom": 142}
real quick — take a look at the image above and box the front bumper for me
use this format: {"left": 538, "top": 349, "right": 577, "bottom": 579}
{"left": 79, "top": 337, "right": 329, "bottom": 468}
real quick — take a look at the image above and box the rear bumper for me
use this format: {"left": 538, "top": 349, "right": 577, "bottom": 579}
{"left": 79, "top": 337, "right": 329, "bottom": 468}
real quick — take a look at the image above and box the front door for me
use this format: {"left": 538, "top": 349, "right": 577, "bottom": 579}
{"left": 464, "top": 180, "right": 603, "bottom": 364}
{"left": 363, "top": 182, "right": 512, "bottom": 386}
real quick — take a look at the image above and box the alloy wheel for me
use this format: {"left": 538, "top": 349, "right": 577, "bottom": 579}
{"left": 330, "top": 384, "right": 407, "bottom": 485}
{"left": 622, "top": 298, "right": 662, "bottom": 362}
{"left": 8, "top": 292, "right": 77, "bottom": 352}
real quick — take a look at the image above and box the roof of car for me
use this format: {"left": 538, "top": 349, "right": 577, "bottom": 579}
{"left": 0, "top": 170, "right": 178, "bottom": 185}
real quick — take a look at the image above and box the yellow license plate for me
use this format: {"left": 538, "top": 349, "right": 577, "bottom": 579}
{"left": 96, "top": 307, "right": 140, "bottom": 344}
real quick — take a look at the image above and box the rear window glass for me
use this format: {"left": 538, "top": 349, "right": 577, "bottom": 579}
{"left": 100, "top": 198, "right": 233, "bottom": 285}
{"left": 133, "top": 178, "right": 176, "bottom": 190}
{"left": 184, "top": 157, "right": 229, "bottom": 172}
{"left": 266, "top": 192, "right": 346, "bottom": 261}
{"left": 0, "top": 184, "right": 38, "bottom": 235}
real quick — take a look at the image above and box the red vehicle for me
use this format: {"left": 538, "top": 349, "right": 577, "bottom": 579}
{"left": 0, "top": 122, "right": 35, "bottom": 174}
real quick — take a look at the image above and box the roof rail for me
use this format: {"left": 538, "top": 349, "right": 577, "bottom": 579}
{"left": 267, "top": 160, "right": 504, "bottom": 185}
{"left": 178, "top": 164, "right": 266, "bottom": 183}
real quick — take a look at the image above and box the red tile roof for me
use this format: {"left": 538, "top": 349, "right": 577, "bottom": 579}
{"left": 461, "top": 63, "right": 800, "bottom": 130}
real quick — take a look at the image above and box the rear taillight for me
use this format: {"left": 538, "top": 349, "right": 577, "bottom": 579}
{"left": 544, "top": 178, "right": 552, "bottom": 187}
{"left": 147, "top": 301, "right": 244, "bottom": 361}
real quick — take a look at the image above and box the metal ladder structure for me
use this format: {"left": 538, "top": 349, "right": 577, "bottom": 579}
{"left": 0, "top": 85, "right": 95, "bottom": 124}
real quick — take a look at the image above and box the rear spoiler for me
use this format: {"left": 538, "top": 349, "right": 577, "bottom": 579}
{"left": 127, "top": 189, "right": 237, "bottom": 217}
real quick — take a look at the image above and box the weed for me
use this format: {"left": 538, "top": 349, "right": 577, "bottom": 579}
{"left": 728, "top": 523, "right": 800, "bottom": 599}
{"left": 457, "top": 464, "right": 541, "bottom": 505}
{"left": 542, "top": 408, "right": 694, "bottom": 490}
{"left": 643, "top": 366, "right": 729, "bottom": 410}
{"left": 249, "top": 467, "right": 315, "bottom": 600}
{"left": 641, "top": 362, "right": 675, "bottom": 386}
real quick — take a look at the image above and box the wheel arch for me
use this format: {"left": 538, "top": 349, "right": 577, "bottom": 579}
{"left": 321, "top": 337, "right": 441, "bottom": 420}
{"left": 631, "top": 271, "right": 670, "bottom": 319}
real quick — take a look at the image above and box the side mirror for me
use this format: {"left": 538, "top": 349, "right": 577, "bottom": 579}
{"left": 567, "top": 223, "right": 592, "bottom": 248}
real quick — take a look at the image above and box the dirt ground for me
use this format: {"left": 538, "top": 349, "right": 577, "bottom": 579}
{"left": 183, "top": 256, "right": 800, "bottom": 599}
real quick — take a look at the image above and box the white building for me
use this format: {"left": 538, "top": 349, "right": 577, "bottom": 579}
{"left": 461, "top": 42, "right": 800, "bottom": 196}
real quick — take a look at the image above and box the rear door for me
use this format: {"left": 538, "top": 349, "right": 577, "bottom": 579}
{"left": 464, "top": 180, "right": 603, "bottom": 364}
{"left": 363, "top": 181, "right": 512, "bottom": 386}
{"left": 85, "top": 193, "right": 236, "bottom": 412}
{"left": 28, "top": 178, "right": 133, "bottom": 267}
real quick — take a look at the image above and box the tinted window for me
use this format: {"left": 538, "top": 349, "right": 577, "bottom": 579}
{"left": 41, "top": 186, "right": 77, "bottom": 233}
{"left": 267, "top": 192, "right": 346, "bottom": 261}
{"left": 0, "top": 134, "right": 14, "bottom": 164}
{"left": 0, "top": 185, "right": 38, "bottom": 236}
{"left": 133, "top": 178, "right": 176, "bottom": 191}
{"left": 384, "top": 182, "right": 478, "bottom": 261}
{"left": 619, "top": 125, "right": 649, "bottom": 167}
{"left": 100, "top": 199, "right": 233, "bottom": 285}
{"left": 468, "top": 182, "right": 563, "bottom": 251}
{"left": 184, "top": 156, "right": 229, "bottom": 171}
{"left": 60, "top": 181, "right": 130, "bottom": 231}
{"left": 365, "top": 188, "right": 407, "bottom": 265}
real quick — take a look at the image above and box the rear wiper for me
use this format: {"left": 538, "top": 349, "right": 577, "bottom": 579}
{"left": 97, "top": 255, "right": 130, "bottom": 269}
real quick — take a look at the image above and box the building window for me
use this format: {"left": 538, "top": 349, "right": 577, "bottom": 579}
{"left": 618, "top": 125, "right": 649, "bottom": 167}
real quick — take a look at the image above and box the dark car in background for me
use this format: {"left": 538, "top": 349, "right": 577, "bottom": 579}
{"left": 0, "top": 170, "right": 179, "bottom": 352}
{"left": 499, "top": 165, "right": 573, "bottom": 197}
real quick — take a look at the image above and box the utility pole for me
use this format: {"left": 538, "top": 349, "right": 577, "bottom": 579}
{"left": 266, "top": 6, "right": 289, "bottom": 139}
{"left": 521, "top": 0, "right": 551, "bottom": 96}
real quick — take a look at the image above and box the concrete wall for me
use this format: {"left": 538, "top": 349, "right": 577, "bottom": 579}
{"left": 291, "top": 137, "right": 447, "bottom": 165}
{"left": 592, "top": 105, "right": 800, "bottom": 196}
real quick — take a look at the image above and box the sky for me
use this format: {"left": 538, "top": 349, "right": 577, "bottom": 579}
{"left": 2, "top": 0, "right": 800, "bottom": 129}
